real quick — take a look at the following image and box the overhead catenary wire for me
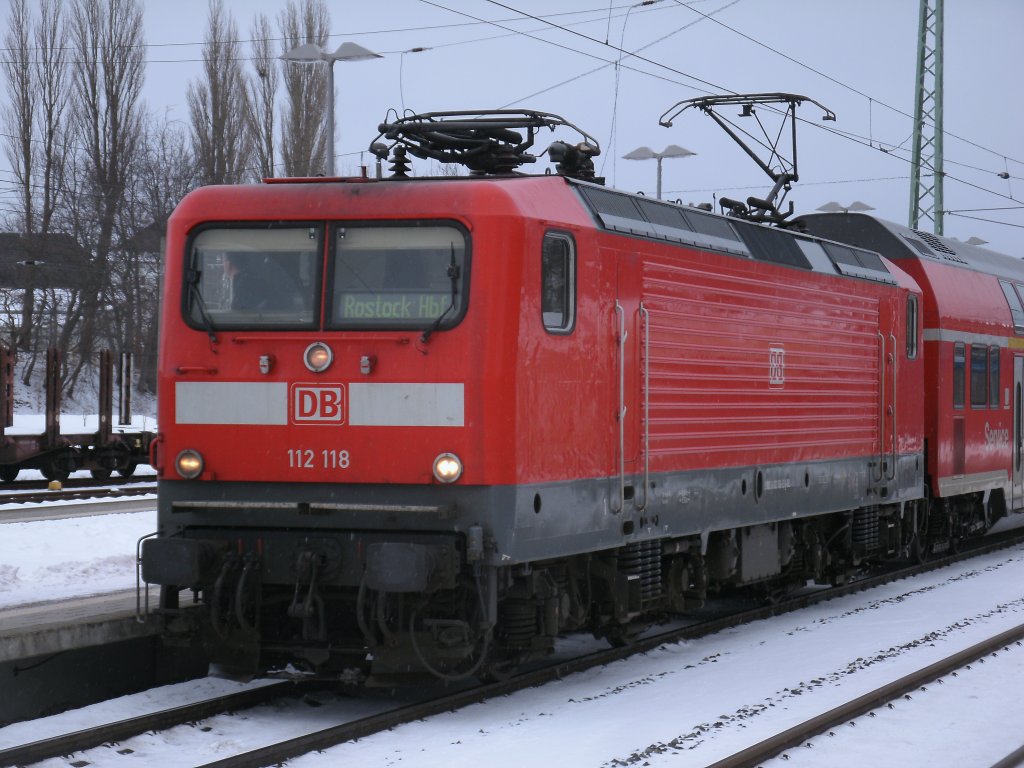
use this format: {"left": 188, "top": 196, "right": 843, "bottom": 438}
{"left": 667, "top": 0, "right": 1024, "bottom": 170}
{"left": 470, "top": 0, "right": 1021, "bottom": 227}
{"left": 0, "top": 3, "right": 645, "bottom": 55}
{"left": 483, "top": 0, "right": 1021, "bottom": 177}
{"left": 0, "top": 0, "right": 1019, "bottom": 236}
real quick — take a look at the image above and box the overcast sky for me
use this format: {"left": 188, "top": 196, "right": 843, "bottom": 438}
{"left": 10, "top": 0, "right": 1024, "bottom": 253}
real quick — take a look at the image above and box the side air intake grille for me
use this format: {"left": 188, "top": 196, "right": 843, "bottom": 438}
{"left": 910, "top": 229, "right": 967, "bottom": 264}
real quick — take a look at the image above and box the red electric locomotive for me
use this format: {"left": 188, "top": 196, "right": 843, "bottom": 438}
{"left": 142, "top": 109, "right": 968, "bottom": 683}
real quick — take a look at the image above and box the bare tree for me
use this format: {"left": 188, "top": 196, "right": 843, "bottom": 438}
{"left": 1, "top": 0, "right": 36, "bottom": 355}
{"left": 116, "top": 114, "right": 196, "bottom": 393}
{"left": 1, "top": 0, "right": 70, "bottom": 357}
{"left": 278, "top": 0, "right": 330, "bottom": 177}
{"left": 248, "top": 12, "right": 278, "bottom": 180}
{"left": 188, "top": 0, "right": 251, "bottom": 185}
{"left": 66, "top": 0, "right": 146, "bottom": 387}
{"left": 135, "top": 116, "right": 197, "bottom": 229}
{"left": 34, "top": 0, "right": 69, "bottom": 238}
{"left": 2, "top": 0, "right": 34, "bottom": 237}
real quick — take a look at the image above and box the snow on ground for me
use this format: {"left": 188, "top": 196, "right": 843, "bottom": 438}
{"left": 2, "top": 412, "right": 156, "bottom": 436}
{"left": 0, "top": 509, "right": 156, "bottom": 609}
{"left": 3, "top": 502, "right": 1024, "bottom": 766}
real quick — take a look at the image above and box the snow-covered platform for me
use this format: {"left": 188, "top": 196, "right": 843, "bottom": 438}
{"left": 0, "top": 589, "right": 162, "bottom": 663}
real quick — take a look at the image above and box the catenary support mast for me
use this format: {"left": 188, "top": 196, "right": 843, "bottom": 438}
{"left": 909, "top": 0, "right": 944, "bottom": 233}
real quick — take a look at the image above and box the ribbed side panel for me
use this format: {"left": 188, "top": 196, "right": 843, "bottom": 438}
{"left": 642, "top": 254, "right": 881, "bottom": 468}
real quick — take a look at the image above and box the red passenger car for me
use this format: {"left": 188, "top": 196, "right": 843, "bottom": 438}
{"left": 141, "top": 112, "right": 959, "bottom": 683}
{"left": 799, "top": 214, "right": 1022, "bottom": 529}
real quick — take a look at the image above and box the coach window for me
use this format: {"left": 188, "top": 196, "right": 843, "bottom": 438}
{"left": 970, "top": 345, "right": 988, "bottom": 408}
{"left": 906, "top": 295, "right": 919, "bottom": 358}
{"left": 990, "top": 346, "right": 1001, "bottom": 409}
{"left": 542, "top": 231, "right": 576, "bottom": 334}
{"left": 953, "top": 342, "right": 966, "bottom": 409}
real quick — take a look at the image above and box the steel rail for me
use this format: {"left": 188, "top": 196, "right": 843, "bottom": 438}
{"left": 0, "top": 483, "right": 156, "bottom": 508}
{"left": 991, "top": 743, "right": 1024, "bottom": 768}
{"left": 0, "top": 475, "right": 154, "bottom": 492}
{"left": 0, "top": 682, "right": 294, "bottom": 768}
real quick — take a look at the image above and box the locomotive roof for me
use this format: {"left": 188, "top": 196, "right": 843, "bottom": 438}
{"left": 179, "top": 174, "right": 917, "bottom": 292}
{"left": 796, "top": 211, "right": 1024, "bottom": 283}
{"left": 566, "top": 179, "right": 907, "bottom": 289}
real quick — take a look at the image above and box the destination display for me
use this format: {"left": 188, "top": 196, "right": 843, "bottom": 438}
{"left": 335, "top": 292, "right": 451, "bottom": 320}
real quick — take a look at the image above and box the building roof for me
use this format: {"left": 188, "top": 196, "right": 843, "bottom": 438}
{"left": 0, "top": 233, "right": 92, "bottom": 290}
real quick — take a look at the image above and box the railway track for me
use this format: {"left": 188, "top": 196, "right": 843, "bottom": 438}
{"left": 5, "top": 527, "right": 1024, "bottom": 768}
{"left": 0, "top": 477, "right": 155, "bottom": 507}
{"left": 0, "top": 682, "right": 295, "bottom": 767}
{"left": 707, "top": 621, "right": 1024, "bottom": 768}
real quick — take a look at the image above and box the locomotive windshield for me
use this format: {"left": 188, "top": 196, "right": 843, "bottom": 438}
{"left": 185, "top": 226, "right": 321, "bottom": 329}
{"left": 182, "top": 222, "right": 469, "bottom": 333}
{"left": 327, "top": 224, "right": 468, "bottom": 330}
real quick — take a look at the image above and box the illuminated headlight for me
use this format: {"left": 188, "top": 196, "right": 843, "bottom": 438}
{"left": 175, "top": 449, "right": 204, "bottom": 479}
{"left": 432, "top": 452, "right": 463, "bottom": 483}
{"left": 304, "top": 342, "right": 333, "bottom": 373}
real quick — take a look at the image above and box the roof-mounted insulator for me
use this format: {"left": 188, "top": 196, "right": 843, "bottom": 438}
{"left": 389, "top": 145, "right": 411, "bottom": 178}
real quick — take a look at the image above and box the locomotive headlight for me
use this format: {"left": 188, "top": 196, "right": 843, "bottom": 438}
{"left": 432, "top": 452, "right": 463, "bottom": 483}
{"left": 175, "top": 449, "right": 204, "bottom": 479}
{"left": 304, "top": 341, "right": 333, "bottom": 373}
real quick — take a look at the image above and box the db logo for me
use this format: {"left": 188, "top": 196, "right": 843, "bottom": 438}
{"left": 769, "top": 346, "right": 785, "bottom": 388}
{"left": 290, "top": 384, "right": 345, "bottom": 424}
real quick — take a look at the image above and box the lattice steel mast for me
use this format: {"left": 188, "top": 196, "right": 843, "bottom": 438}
{"left": 909, "top": 0, "right": 944, "bottom": 233}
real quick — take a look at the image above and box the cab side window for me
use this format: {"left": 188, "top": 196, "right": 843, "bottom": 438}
{"left": 1000, "top": 280, "right": 1024, "bottom": 334}
{"left": 542, "top": 231, "right": 576, "bottom": 334}
{"left": 906, "top": 295, "right": 918, "bottom": 359}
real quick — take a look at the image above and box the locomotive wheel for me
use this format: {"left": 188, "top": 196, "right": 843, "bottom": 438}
{"left": 0, "top": 465, "right": 18, "bottom": 483}
{"left": 90, "top": 468, "right": 113, "bottom": 481}
{"left": 408, "top": 596, "right": 491, "bottom": 682}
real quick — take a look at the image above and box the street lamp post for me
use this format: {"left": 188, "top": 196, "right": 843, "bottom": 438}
{"left": 623, "top": 144, "right": 696, "bottom": 200}
{"left": 280, "top": 41, "right": 381, "bottom": 177}
{"left": 816, "top": 201, "right": 875, "bottom": 213}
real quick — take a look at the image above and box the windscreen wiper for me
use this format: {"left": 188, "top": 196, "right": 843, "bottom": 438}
{"left": 419, "top": 244, "right": 460, "bottom": 345}
{"left": 186, "top": 256, "right": 218, "bottom": 347}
